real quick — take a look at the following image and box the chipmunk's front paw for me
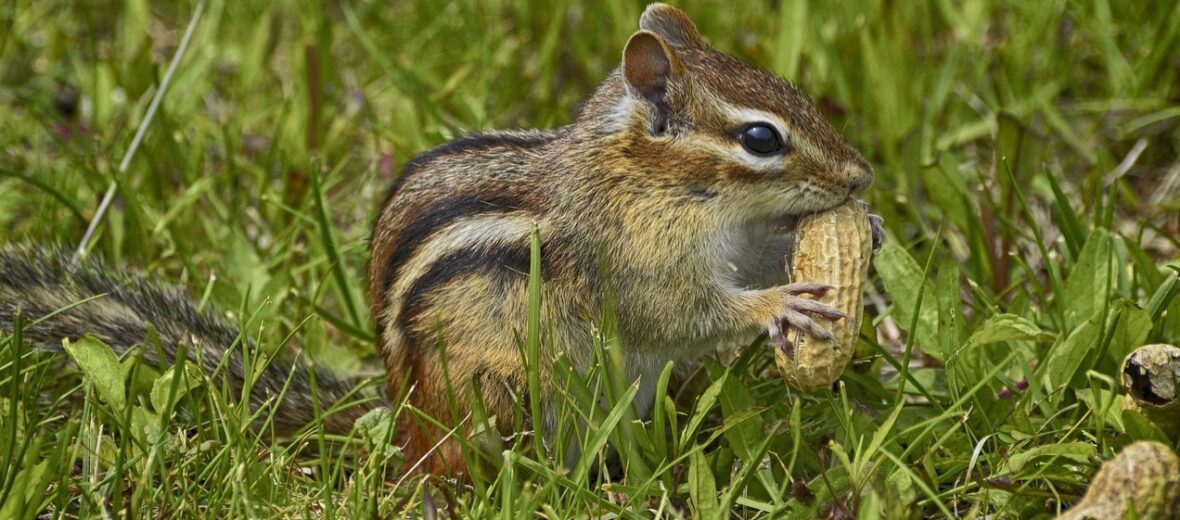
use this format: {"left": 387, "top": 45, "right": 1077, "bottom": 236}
{"left": 767, "top": 282, "right": 847, "bottom": 354}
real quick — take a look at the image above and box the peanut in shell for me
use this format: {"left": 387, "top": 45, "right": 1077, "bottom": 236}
{"left": 1121, "top": 343, "right": 1180, "bottom": 439}
{"left": 775, "top": 201, "right": 872, "bottom": 391}
{"left": 1057, "top": 441, "right": 1180, "bottom": 520}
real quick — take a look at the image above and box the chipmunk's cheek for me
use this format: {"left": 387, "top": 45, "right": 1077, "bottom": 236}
{"left": 717, "top": 161, "right": 764, "bottom": 182}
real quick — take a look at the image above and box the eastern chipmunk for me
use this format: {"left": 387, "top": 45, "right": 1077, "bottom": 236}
{"left": 0, "top": 4, "right": 875, "bottom": 479}
{"left": 371, "top": 4, "right": 874, "bottom": 475}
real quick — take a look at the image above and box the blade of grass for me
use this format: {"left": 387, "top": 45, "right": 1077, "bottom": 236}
{"left": 525, "top": 226, "right": 545, "bottom": 460}
{"left": 73, "top": 0, "right": 207, "bottom": 263}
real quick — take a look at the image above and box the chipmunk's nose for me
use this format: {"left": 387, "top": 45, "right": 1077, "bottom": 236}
{"left": 844, "top": 161, "right": 874, "bottom": 195}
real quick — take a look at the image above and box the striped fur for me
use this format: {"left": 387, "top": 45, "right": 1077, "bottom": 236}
{"left": 0, "top": 247, "right": 384, "bottom": 436}
{"left": 372, "top": 4, "right": 875, "bottom": 476}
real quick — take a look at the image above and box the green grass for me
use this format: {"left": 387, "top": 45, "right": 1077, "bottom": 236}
{"left": 2, "top": 0, "right": 1179, "bottom": 517}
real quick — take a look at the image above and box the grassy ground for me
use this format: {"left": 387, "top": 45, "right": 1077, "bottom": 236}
{"left": 2, "top": 0, "right": 1179, "bottom": 517}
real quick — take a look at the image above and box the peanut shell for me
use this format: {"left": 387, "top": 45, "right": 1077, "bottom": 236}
{"left": 1057, "top": 441, "right": 1180, "bottom": 520}
{"left": 1121, "top": 343, "right": 1180, "bottom": 439}
{"left": 775, "top": 200, "right": 872, "bottom": 391}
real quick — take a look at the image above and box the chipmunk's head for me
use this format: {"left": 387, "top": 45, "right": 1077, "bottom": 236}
{"left": 592, "top": 3, "right": 872, "bottom": 219}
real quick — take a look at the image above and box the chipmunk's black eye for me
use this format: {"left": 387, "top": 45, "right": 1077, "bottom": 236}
{"left": 739, "top": 123, "right": 784, "bottom": 156}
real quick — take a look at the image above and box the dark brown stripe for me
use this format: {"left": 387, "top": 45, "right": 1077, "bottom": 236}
{"left": 379, "top": 132, "right": 552, "bottom": 212}
{"left": 373, "top": 132, "right": 554, "bottom": 345}
{"left": 397, "top": 243, "right": 543, "bottom": 343}
{"left": 376, "top": 195, "right": 526, "bottom": 337}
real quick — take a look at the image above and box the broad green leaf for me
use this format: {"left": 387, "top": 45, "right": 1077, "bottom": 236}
{"left": 355, "top": 408, "right": 401, "bottom": 462}
{"left": 149, "top": 364, "right": 199, "bottom": 413}
{"left": 935, "top": 259, "right": 966, "bottom": 361}
{"left": 63, "top": 337, "right": 128, "bottom": 412}
{"left": 1005, "top": 442, "right": 1095, "bottom": 474}
{"left": 718, "top": 426, "right": 780, "bottom": 514}
{"left": 922, "top": 161, "right": 971, "bottom": 232}
{"left": 1041, "top": 317, "right": 1099, "bottom": 392}
{"left": 876, "top": 240, "right": 939, "bottom": 359}
{"left": 0, "top": 459, "right": 50, "bottom": 519}
{"left": 1122, "top": 409, "right": 1172, "bottom": 444}
{"left": 1043, "top": 301, "right": 1147, "bottom": 393}
{"left": 964, "top": 314, "right": 1045, "bottom": 348}
{"left": 1062, "top": 230, "right": 1116, "bottom": 327}
{"left": 688, "top": 448, "right": 720, "bottom": 518}
{"left": 132, "top": 405, "right": 165, "bottom": 446}
{"left": 1104, "top": 301, "right": 1151, "bottom": 365}
{"left": 883, "top": 470, "right": 915, "bottom": 513}
{"left": 216, "top": 231, "right": 272, "bottom": 312}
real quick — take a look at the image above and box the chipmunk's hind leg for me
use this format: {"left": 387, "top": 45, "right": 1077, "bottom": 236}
{"left": 395, "top": 343, "right": 526, "bottom": 479}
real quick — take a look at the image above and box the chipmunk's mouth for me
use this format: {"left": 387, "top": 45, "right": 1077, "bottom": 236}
{"left": 770, "top": 192, "right": 851, "bottom": 221}
{"left": 768, "top": 191, "right": 858, "bottom": 233}
{"left": 797, "top": 183, "right": 851, "bottom": 213}
{"left": 756, "top": 182, "right": 852, "bottom": 232}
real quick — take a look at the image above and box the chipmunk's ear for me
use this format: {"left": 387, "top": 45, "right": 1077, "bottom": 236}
{"left": 622, "top": 30, "right": 682, "bottom": 107}
{"left": 639, "top": 3, "right": 705, "bottom": 50}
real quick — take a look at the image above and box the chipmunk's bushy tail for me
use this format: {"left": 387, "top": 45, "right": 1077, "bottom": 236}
{"left": 0, "top": 247, "right": 385, "bottom": 435}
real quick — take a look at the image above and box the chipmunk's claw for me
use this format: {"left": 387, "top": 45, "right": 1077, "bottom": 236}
{"left": 784, "top": 282, "right": 835, "bottom": 298}
{"left": 770, "top": 326, "right": 795, "bottom": 357}
{"left": 769, "top": 310, "right": 831, "bottom": 357}
{"left": 768, "top": 285, "right": 846, "bottom": 356}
